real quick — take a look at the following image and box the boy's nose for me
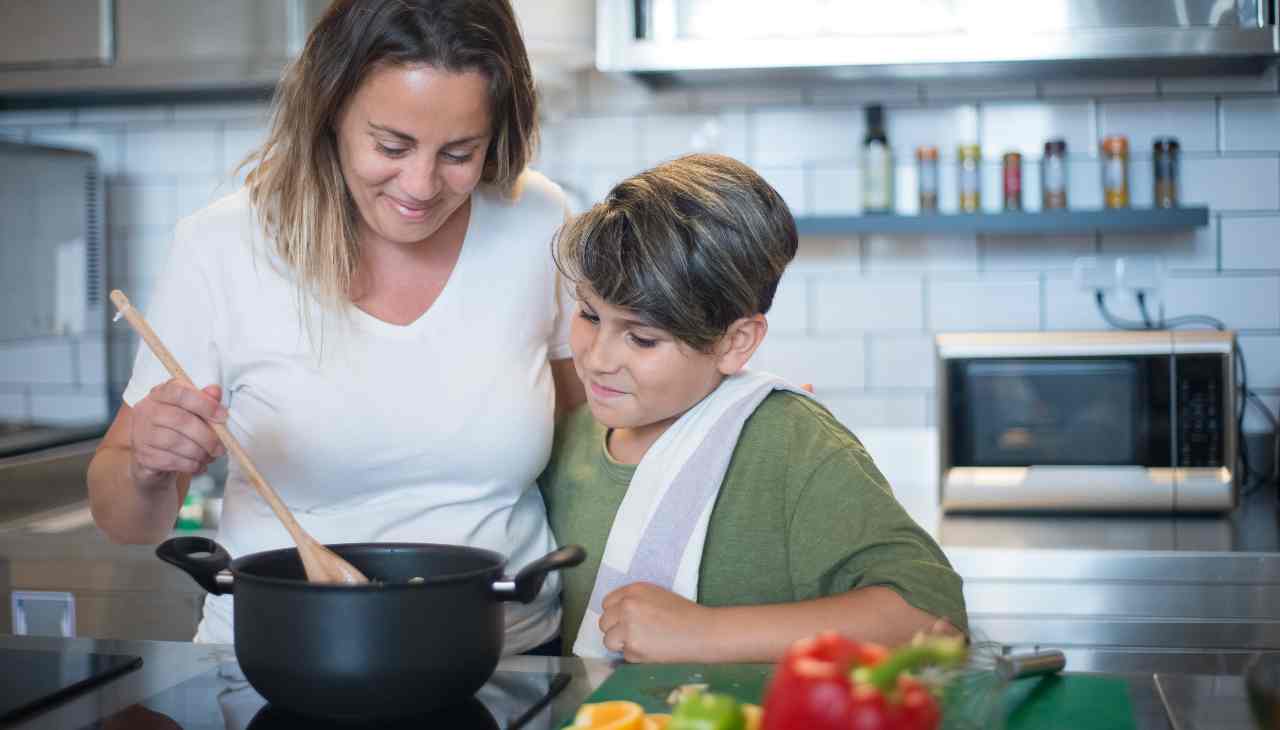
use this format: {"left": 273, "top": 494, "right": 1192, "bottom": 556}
{"left": 583, "top": 332, "right": 621, "bottom": 373}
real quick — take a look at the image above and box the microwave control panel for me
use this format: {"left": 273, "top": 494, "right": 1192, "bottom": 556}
{"left": 1176, "top": 354, "right": 1225, "bottom": 468}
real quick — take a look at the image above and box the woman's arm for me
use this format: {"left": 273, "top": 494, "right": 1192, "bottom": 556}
{"left": 551, "top": 357, "right": 586, "bottom": 420}
{"left": 87, "top": 382, "right": 226, "bottom": 544}
{"left": 597, "top": 582, "right": 951, "bottom": 664}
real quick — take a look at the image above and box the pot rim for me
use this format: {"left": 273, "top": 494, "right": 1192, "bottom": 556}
{"left": 228, "top": 541, "right": 510, "bottom": 591}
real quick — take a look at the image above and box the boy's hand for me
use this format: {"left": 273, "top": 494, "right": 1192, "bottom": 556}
{"left": 599, "top": 582, "right": 713, "bottom": 663}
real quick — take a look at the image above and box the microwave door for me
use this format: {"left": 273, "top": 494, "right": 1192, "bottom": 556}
{"left": 949, "top": 356, "right": 1173, "bottom": 470}
{"left": 942, "top": 355, "right": 1184, "bottom": 512}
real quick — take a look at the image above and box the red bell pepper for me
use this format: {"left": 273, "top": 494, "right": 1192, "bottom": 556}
{"left": 762, "top": 633, "right": 964, "bottom": 730}
{"left": 762, "top": 632, "right": 885, "bottom": 730}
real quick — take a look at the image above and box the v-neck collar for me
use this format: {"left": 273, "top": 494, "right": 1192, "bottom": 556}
{"left": 349, "top": 192, "right": 482, "bottom": 339}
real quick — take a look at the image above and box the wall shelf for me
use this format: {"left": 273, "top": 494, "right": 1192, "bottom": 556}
{"left": 795, "top": 207, "right": 1210, "bottom": 237}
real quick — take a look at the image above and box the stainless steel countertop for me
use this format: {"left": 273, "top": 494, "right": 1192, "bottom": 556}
{"left": 0, "top": 633, "right": 1257, "bottom": 730}
{"left": 856, "top": 428, "right": 1279, "bottom": 554}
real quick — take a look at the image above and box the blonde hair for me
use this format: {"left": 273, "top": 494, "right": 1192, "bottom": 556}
{"left": 242, "top": 0, "right": 538, "bottom": 319}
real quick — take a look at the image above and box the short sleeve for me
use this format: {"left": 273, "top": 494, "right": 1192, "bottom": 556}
{"left": 787, "top": 447, "right": 969, "bottom": 634}
{"left": 120, "top": 216, "right": 223, "bottom": 407}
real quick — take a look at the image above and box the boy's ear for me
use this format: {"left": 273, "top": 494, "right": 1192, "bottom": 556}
{"left": 716, "top": 314, "right": 768, "bottom": 376}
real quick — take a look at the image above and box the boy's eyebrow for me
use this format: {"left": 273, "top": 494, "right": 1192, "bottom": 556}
{"left": 575, "top": 288, "right": 663, "bottom": 331}
{"left": 619, "top": 315, "right": 661, "bottom": 330}
{"left": 367, "top": 122, "right": 488, "bottom": 147}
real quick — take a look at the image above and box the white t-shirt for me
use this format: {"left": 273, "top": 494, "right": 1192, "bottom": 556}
{"left": 123, "top": 170, "right": 574, "bottom": 653}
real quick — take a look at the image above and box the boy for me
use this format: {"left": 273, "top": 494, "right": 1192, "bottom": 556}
{"left": 541, "top": 154, "right": 965, "bottom": 663}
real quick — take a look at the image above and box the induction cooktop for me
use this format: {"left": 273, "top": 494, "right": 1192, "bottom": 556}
{"left": 83, "top": 662, "right": 570, "bottom": 730}
{"left": 0, "top": 649, "right": 142, "bottom": 726}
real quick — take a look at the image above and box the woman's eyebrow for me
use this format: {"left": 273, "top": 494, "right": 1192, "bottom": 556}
{"left": 367, "top": 122, "right": 488, "bottom": 147}
{"left": 368, "top": 122, "right": 415, "bottom": 143}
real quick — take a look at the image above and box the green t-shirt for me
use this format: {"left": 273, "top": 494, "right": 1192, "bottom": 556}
{"left": 540, "top": 391, "right": 968, "bottom": 652}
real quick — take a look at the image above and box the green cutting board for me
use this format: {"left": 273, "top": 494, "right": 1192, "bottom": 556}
{"left": 562, "top": 664, "right": 1136, "bottom": 730}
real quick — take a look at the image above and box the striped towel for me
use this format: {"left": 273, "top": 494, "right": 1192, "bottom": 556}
{"left": 573, "top": 369, "right": 814, "bottom": 659}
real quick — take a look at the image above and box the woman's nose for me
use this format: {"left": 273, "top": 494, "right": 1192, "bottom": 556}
{"left": 399, "top": 154, "right": 440, "bottom": 201}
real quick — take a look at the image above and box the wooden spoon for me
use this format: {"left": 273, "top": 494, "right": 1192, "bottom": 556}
{"left": 109, "top": 290, "right": 369, "bottom": 585}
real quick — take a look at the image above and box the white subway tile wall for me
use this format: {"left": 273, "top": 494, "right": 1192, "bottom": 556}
{"left": 766, "top": 273, "right": 809, "bottom": 335}
{"left": 869, "top": 336, "right": 936, "bottom": 390}
{"left": 641, "top": 111, "right": 748, "bottom": 166}
{"left": 1222, "top": 217, "right": 1280, "bottom": 270}
{"left": 979, "top": 101, "right": 1094, "bottom": 161}
{"left": 4, "top": 67, "right": 1279, "bottom": 433}
{"left": 1099, "top": 99, "right": 1218, "bottom": 153}
{"left": 1181, "top": 157, "right": 1280, "bottom": 211}
{"left": 980, "top": 234, "right": 1096, "bottom": 272}
{"left": 1221, "top": 98, "right": 1280, "bottom": 152}
{"left": 815, "top": 278, "right": 924, "bottom": 332}
{"left": 750, "top": 336, "right": 866, "bottom": 390}
{"left": 863, "top": 234, "right": 980, "bottom": 273}
{"left": 928, "top": 277, "right": 1041, "bottom": 332}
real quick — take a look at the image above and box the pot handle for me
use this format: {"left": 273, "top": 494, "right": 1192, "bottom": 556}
{"left": 493, "top": 545, "right": 586, "bottom": 604}
{"left": 156, "top": 536, "right": 234, "bottom": 595}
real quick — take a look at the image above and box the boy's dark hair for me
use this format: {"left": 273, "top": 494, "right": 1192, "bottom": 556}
{"left": 553, "top": 153, "right": 798, "bottom": 352}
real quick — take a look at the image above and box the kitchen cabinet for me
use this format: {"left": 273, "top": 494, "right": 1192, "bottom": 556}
{"left": 0, "top": 0, "right": 595, "bottom": 100}
{"left": 0, "top": 0, "right": 114, "bottom": 70}
{"left": 0, "top": 0, "right": 304, "bottom": 98}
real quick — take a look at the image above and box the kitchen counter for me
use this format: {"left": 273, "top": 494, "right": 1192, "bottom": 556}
{"left": 0, "top": 633, "right": 1259, "bottom": 730}
{"left": 3, "top": 429, "right": 1279, "bottom": 671}
{"left": 857, "top": 428, "right": 1280, "bottom": 676}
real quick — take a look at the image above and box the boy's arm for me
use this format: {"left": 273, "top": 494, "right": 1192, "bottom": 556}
{"left": 598, "top": 582, "right": 953, "bottom": 664}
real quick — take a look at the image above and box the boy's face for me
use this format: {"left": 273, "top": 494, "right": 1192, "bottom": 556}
{"left": 570, "top": 286, "right": 732, "bottom": 444}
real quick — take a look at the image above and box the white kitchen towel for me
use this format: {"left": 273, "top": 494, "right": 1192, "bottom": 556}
{"left": 573, "top": 369, "right": 814, "bottom": 659}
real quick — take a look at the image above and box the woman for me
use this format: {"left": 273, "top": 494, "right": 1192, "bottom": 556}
{"left": 87, "top": 0, "right": 585, "bottom": 655}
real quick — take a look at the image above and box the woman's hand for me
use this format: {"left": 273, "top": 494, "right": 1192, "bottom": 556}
{"left": 599, "top": 582, "right": 715, "bottom": 663}
{"left": 128, "top": 380, "right": 228, "bottom": 488}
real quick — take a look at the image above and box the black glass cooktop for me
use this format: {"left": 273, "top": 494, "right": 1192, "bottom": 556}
{"left": 82, "top": 662, "right": 570, "bottom": 730}
{"left": 0, "top": 649, "right": 142, "bottom": 726}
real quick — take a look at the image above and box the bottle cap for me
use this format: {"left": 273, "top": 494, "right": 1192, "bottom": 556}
{"left": 865, "top": 104, "right": 885, "bottom": 130}
{"left": 1102, "top": 135, "right": 1129, "bottom": 154}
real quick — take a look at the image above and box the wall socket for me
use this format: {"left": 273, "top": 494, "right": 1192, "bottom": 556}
{"left": 1073, "top": 256, "right": 1166, "bottom": 294}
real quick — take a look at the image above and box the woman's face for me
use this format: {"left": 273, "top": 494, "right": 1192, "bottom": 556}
{"left": 335, "top": 63, "right": 492, "bottom": 249}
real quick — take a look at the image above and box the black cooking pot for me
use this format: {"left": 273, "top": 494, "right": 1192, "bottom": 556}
{"left": 157, "top": 536, "right": 585, "bottom": 722}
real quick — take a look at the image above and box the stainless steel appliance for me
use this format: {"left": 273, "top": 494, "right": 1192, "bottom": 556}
{"left": 599, "top": 0, "right": 1280, "bottom": 84}
{"left": 0, "top": 141, "right": 109, "bottom": 457}
{"left": 937, "top": 330, "right": 1236, "bottom": 513}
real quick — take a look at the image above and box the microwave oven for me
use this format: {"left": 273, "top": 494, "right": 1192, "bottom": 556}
{"left": 937, "top": 331, "right": 1236, "bottom": 513}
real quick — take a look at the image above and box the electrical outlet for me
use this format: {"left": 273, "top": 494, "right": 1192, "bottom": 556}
{"left": 1073, "top": 256, "right": 1116, "bottom": 292}
{"left": 1116, "top": 255, "right": 1165, "bottom": 294}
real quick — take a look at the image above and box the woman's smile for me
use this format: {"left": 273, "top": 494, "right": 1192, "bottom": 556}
{"left": 383, "top": 193, "right": 435, "bottom": 221}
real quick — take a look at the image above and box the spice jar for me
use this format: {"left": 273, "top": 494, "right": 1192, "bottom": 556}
{"left": 1101, "top": 135, "right": 1130, "bottom": 209}
{"left": 1041, "top": 139, "right": 1068, "bottom": 210}
{"left": 916, "top": 146, "right": 939, "bottom": 213}
{"left": 958, "top": 144, "right": 981, "bottom": 212}
{"left": 1002, "top": 152, "right": 1023, "bottom": 211}
{"left": 1153, "top": 137, "right": 1180, "bottom": 208}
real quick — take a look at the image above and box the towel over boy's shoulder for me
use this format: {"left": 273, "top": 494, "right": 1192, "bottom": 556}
{"left": 540, "top": 390, "right": 968, "bottom": 652}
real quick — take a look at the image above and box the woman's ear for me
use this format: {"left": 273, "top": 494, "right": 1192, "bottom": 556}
{"left": 716, "top": 314, "right": 768, "bottom": 376}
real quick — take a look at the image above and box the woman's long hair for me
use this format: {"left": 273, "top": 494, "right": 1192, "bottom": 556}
{"left": 242, "top": 0, "right": 537, "bottom": 325}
